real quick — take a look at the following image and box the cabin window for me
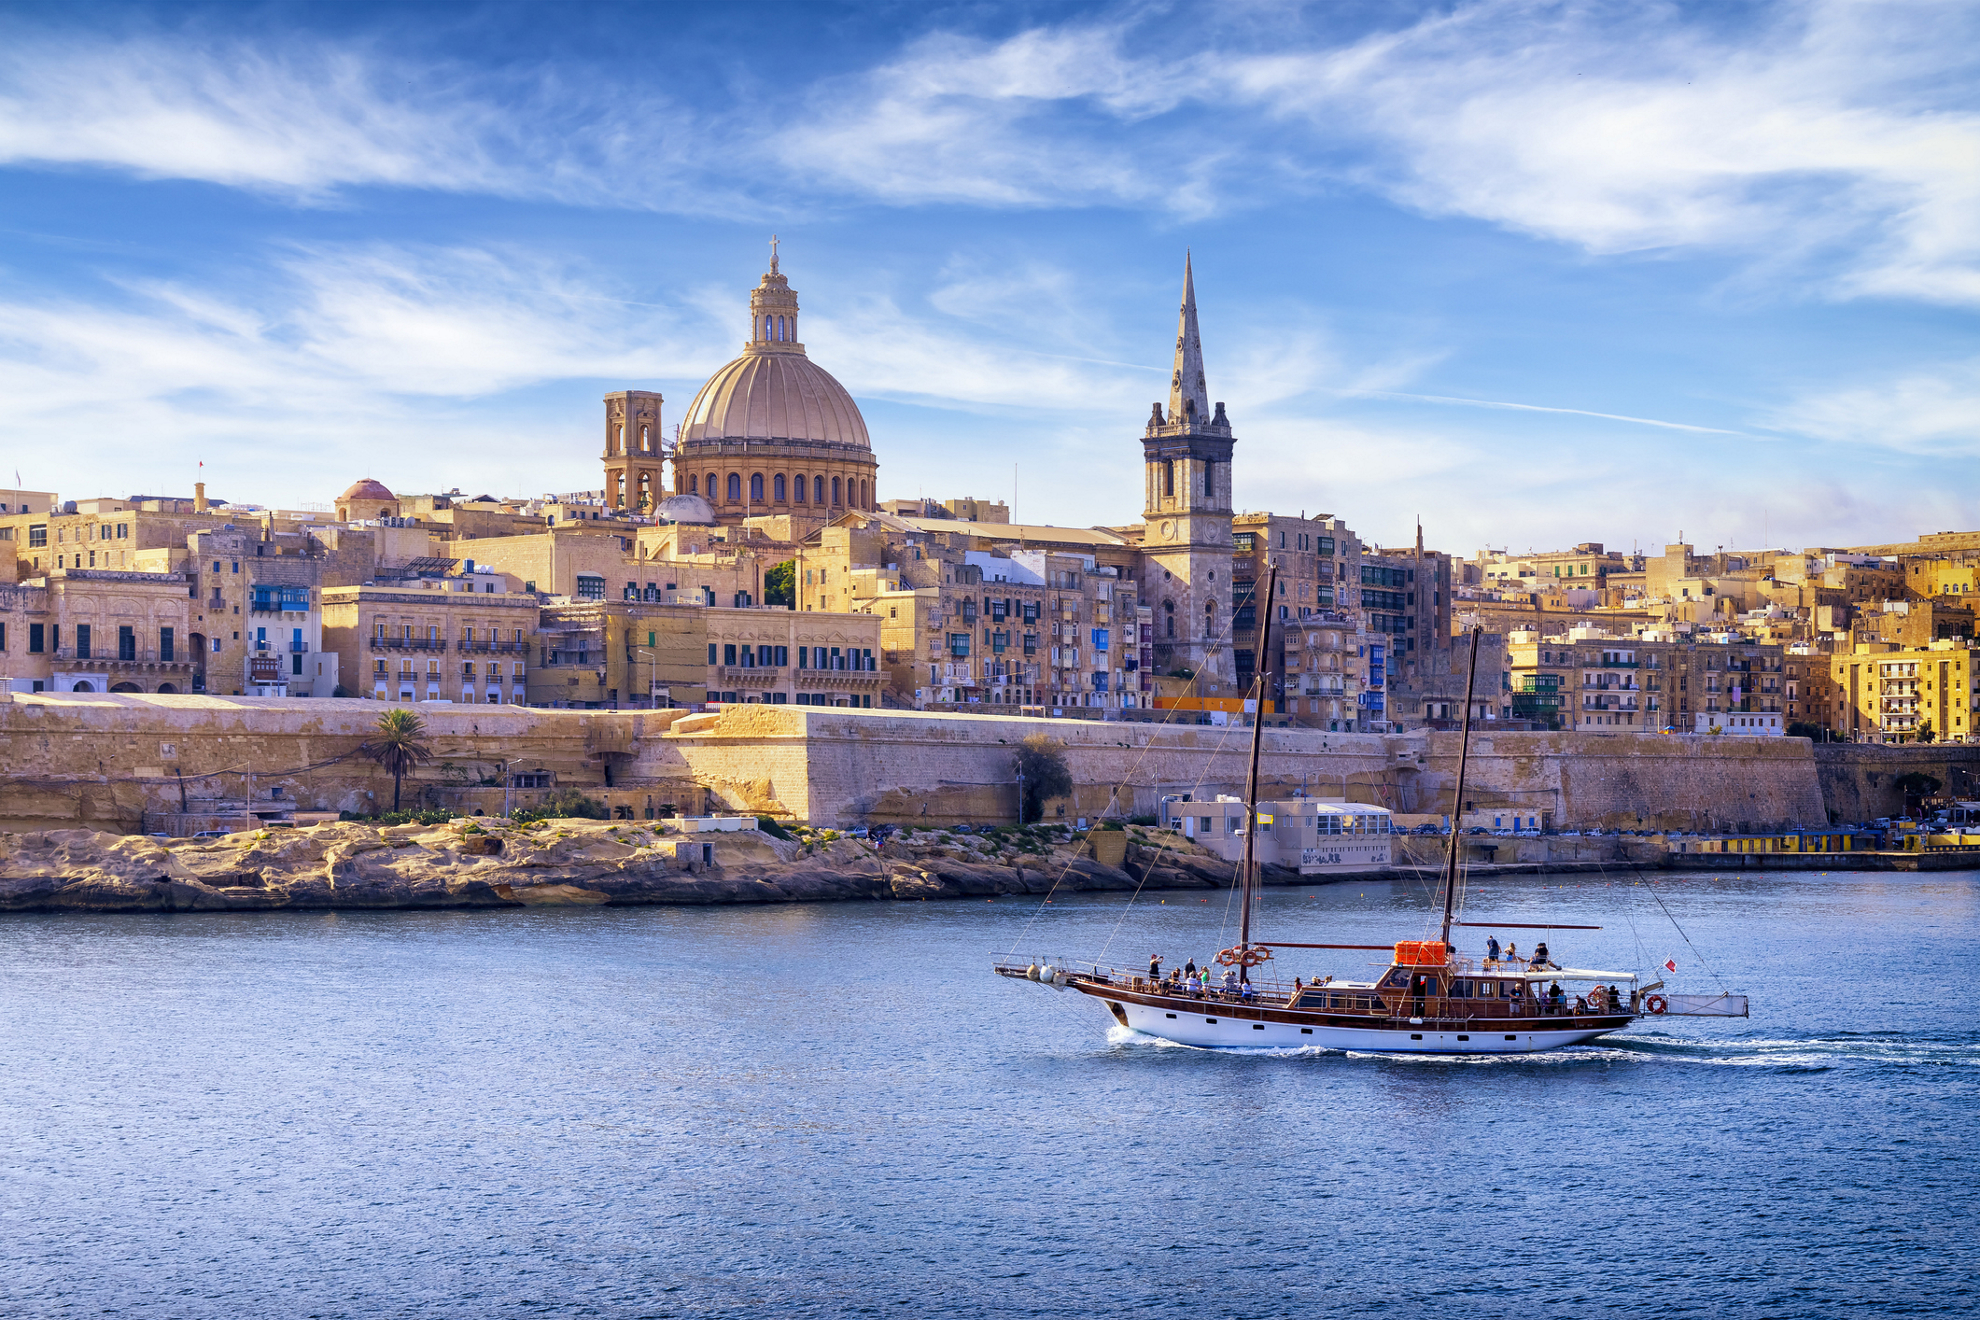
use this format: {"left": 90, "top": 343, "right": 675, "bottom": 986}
{"left": 1478, "top": 981, "right": 1495, "bottom": 998}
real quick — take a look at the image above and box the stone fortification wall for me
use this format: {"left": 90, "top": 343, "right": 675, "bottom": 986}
{"left": 1410, "top": 731, "right": 1828, "bottom": 834}
{"left": 1, "top": 694, "right": 1834, "bottom": 836}
{"left": 657, "top": 708, "right": 1830, "bottom": 831}
{"left": 1814, "top": 743, "right": 1980, "bottom": 822}
{"left": 0, "top": 693, "right": 697, "bottom": 833}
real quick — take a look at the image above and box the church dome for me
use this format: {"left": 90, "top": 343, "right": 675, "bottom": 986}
{"left": 680, "top": 352, "right": 870, "bottom": 449}
{"left": 338, "top": 478, "right": 395, "bottom": 503}
{"left": 678, "top": 245, "right": 870, "bottom": 451}
{"left": 652, "top": 491, "right": 719, "bottom": 525}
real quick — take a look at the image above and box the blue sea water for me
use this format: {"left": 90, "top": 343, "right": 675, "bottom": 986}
{"left": 0, "top": 869, "right": 1974, "bottom": 1318}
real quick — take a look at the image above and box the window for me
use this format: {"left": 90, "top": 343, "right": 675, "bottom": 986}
{"left": 832, "top": 477, "right": 842, "bottom": 505}
{"left": 118, "top": 625, "right": 136, "bottom": 661}
{"left": 1162, "top": 460, "right": 1175, "bottom": 498}
{"left": 774, "top": 474, "right": 786, "bottom": 502}
{"left": 814, "top": 475, "right": 825, "bottom": 504}
{"left": 708, "top": 643, "right": 718, "bottom": 664}
{"left": 751, "top": 473, "right": 764, "bottom": 502}
{"left": 575, "top": 574, "right": 606, "bottom": 601}
{"left": 76, "top": 624, "right": 92, "bottom": 659}
{"left": 28, "top": 524, "right": 45, "bottom": 548}
{"left": 727, "top": 473, "right": 742, "bottom": 502}
{"left": 28, "top": 623, "right": 42, "bottom": 653}
{"left": 948, "top": 633, "right": 971, "bottom": 657}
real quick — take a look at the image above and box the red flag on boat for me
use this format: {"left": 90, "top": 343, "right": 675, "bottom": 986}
{"left": 1664, "top": 958, "right": 1678, "bottom": 972}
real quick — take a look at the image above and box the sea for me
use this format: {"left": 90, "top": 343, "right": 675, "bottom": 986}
{"left": 0, "top": 867, "right": 1974, "bottom": 1318}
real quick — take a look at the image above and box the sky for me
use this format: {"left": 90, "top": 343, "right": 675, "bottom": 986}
{"left": 2, "top": 0, "right": 1977, "bottom": 556}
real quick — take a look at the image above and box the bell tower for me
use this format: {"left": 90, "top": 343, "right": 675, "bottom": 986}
{"left": 602, "top": 389, "right": 664, "bottom": 512}
{"left": 1138, "top": 253, "right": 1235, "bottom": 692}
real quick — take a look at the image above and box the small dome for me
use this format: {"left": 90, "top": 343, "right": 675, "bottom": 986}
{"left": 681, "top": 351, "right": 870, "bottom": 450}
{"left": 653, "top": 492, "right": 719, "bottom": 525}
{"left": 339, "top": 478, "right": 395, "bottom": 503}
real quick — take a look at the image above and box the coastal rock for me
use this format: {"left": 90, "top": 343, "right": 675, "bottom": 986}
{"left": 0, "top": 818, "right": 1240, "bottom": 914}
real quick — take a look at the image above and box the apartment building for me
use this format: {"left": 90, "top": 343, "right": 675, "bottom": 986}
{"left": 529, "top": 601, "right": 709, "bottom": 709}
{"left": 322, "top": 577, "right": 540, "bottom": 704}
{"left": 1830, "top": 642, "right": 1978, "bottom": 743}
{"left": 798, "top": 513, "right": 1146, "bottom": 713}
{"left": 1507, "top": 627, "right": 1786, "bottom": 732}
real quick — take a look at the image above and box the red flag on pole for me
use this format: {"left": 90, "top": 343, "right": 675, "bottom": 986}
{"left": 1664, "top": 958, "right": 1678, "bottom": 972}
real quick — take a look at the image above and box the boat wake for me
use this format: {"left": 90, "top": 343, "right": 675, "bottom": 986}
{"left": 1105, "top": 1024, "right": 1980, "bottom": 1070}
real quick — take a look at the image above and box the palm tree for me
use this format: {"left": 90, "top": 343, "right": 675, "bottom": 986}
{"left": 360, "top": 708, "right": 434, "bottom": 812}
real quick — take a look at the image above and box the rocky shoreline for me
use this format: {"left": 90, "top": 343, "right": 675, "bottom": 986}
{"left": 0, "top": 818, "right": 1275, "bottom": 914}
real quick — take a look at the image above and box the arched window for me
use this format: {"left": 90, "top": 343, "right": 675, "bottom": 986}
{"left": 727, "top": 472, "right": 742, "bottom": 503}
{"left": 777, "top": 315, "right": 785, "bottom": 342}
{"left": 793, "top": 474, "right": 807, "bottom": 503}
{"left": 860, "top": 479, "right": 869, "bottom": 508}
{"left": 832, "top": 476, "right": 842, "bottom": 505}
{"left": 1204, "top": 463, "right": 1214, "bottom": 498}
{"left": 707, "top": 472, "right": 718, "bottom": 500}
{"left": 750, "top": 473, "right": 764, "bottom": 502}
{"left": 687, "top": 473, "right": 698, "bottom": 494}
{"left": 774, "top": 474, "right": 787, "bottom": 502}
{"left": 814, "top": 475, "right": 825, "bottom": 504}
{"left": 1162, "top": 460, "right": 1175, "bottom": 499}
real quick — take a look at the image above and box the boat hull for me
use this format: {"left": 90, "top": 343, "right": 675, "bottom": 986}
{"left": 1088, "top": 983, "right": 1628, "bottom": 1055}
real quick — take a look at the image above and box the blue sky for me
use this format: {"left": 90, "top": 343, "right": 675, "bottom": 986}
{"left": 2, "top": 0, "right": 1976, "bottom": 555}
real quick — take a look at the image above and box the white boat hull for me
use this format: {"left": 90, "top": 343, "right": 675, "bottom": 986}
{"left": 1110, "top": 993, "right": 1620, "bottom": 1054}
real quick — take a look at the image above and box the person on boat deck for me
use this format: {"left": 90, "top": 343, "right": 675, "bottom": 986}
{"left": 1505, "top": 942, "right": 1520, "bottom": 966}
{"left": 1223, "top": 968, "right": 1239, "bottom": 998}
{"left": 1149, "top": 955, "right": 1162, "bottom": 981}
{"left": 1240, "top": 976, "right": 1255, "bottom": 1002}
{"left": 1486, "top": 935, "right": 1501, "bottom": 966}
{"left": 1184, "top": 957, "right": 1197, "bottom": 979}
{"left": 1608, "top": 984, "right": 1623, "bottom": 1012}
{"left": 1532, "top": 941, "right": 1554, "bottom": 970}
{"left": 1548, "top": 981, "right": 1565, "bottom": 1011}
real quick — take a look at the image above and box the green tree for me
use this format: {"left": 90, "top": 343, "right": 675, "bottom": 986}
{"left": 765, "top": 559, "right": 796, "bottom": 608}
{"left": 1916, "top": 721, "right": 1936, "bottom": 743}
{"left": 359, "top": 708, "right": 434, "bottom": 812}
{"left": 1014, "top": 734, "right": 1073, "bottom": 824}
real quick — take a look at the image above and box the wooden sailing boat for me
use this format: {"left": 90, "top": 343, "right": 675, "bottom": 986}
{"left": 999, "top": 565, "right": 1749, "bottom": 1054}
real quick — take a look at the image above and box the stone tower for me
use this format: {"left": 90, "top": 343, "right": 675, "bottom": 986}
{"left": 1138, "top": 253, "right": 1235, "bottom": 693}
{"left": 602, "top": 389, "right": 664, "bottom": 512}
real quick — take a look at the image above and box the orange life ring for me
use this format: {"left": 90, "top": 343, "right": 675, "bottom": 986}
{"left": 1645, "top": 994, "right": 1668, "bottom": 1015}
{"left": 1215, "top": 945, "right": 1273, "bottom": 968}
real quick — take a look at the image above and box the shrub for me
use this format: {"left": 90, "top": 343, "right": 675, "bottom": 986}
{"left": 756, "top": 815, "right": 795, "bottom": 841}
{"left": 339, "top": 808, "right": 453, "bottom": 827}
{"left": 508, "top": 789, "right": 610, "bottom": 823}
{"left": 1014, "top": 734, "right": 1073, "bottom": 824}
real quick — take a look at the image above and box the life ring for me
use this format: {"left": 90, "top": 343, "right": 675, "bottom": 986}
{"left": 1645, "top": 994, "right": 1668, "bottom": 1015}
{"left": 1215, "top": 945, "right": 1273, "bottom": 968}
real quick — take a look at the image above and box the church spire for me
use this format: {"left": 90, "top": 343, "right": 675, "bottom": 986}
{"left": 1168, "top": 251, "right": 1210, "bottom": 427}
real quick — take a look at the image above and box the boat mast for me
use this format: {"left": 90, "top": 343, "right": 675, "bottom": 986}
{"left": 1238, "top": 564, "right": 1279, "bottom": 954}
{"left": 1438, "top": 624, "right": 1484, "bottom": 949}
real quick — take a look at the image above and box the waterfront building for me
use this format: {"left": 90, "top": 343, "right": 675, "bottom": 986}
{"left": 322, "top": 577, "right": 540, "bottom": 704}
{"left": 1829, "top": 641, "right": 1978, "bottom": 743}
{"left": 1506, "top": 627, "right": 1786, "bottom": 732}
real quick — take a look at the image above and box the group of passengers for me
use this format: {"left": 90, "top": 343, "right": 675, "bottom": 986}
{"left": 1148, "top": 956, "right": 1254, "bottom": 1003}
{"left": 1483, "top": 936, "right": 1561, "bottom": 971}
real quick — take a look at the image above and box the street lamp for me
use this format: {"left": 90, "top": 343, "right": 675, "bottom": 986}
{"left": 633, "top": 646, "right": 673, "bottom": 709}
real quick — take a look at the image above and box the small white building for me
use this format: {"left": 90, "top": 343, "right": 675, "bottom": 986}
{"left": 1162, "top": 794, "right": 1394, "bottom": 873}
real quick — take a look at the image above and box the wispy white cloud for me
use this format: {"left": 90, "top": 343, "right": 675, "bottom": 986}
{"left": 1764, "top": 358, "right": 1980, "bottom": 454}
{"left": 0, "top": 243, "right": 722, "bottom": 500}
{"left": 4, "top": 5, "right": 1975, "bottom": 305}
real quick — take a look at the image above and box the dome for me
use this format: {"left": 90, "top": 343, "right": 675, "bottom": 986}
{"left": 338, "top": 478, "right": 395, "bottom": 503}
{"left": 680, "top": 350, "right": 871, "bottom": 450}
{"left": 652, "top": 491, "right": 719, "bottom": 525}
